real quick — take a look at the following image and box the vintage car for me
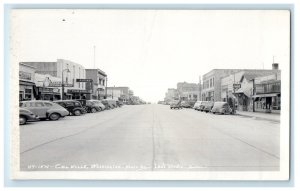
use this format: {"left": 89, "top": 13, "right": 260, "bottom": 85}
{"left": 20, "top": 100, "right": 69, "bottom": 121}
{"left": 53, "top": 100, "right": 86, "bottom": 116}
{"left": 170, "top": 100, "right": 182, "bottom": 109}
{"left": 19, "top": 108, "right": 39, "bottom": 125}
{"left": 203, "top": 101, "right": 214, "bottom": 113}
{"left": 193, "top": 101, "right": 203, "bottom": 110}
{"left": 211, "top": 102, "right": 233, "bottom": 115}
{"left": 89, "top": 100, "right": 106, "bottom": 111}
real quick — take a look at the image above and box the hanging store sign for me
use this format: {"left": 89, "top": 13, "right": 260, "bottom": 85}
{"left": 76, "top": 79, "right": 93, "bottom": 82}
{"left": 233, "top": 84, "right": 241, "bottom": 89}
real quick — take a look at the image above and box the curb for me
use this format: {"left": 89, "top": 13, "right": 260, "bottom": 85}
{"left": 236, "top": 113, "right": 280, "bottom": 123}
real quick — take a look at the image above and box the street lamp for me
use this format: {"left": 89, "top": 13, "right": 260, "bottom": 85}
{"left": 61, "top": 69, "right": 70, "bottom": 100}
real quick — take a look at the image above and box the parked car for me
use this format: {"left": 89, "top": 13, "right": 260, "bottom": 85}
{"left": 53, "top": 100, "right": 86, "bottom": 116}
{"left": 101, "top": 100, "right": 111, "bottom": 109}
{"left": 76, "top": 99, "right": 99, "bottom": 113}
{"left": 180, "top": 101, "right": 191, "bottom": 108}
{"left": 170, "top": 100, "right": 182, "bottom": 109}
{"left": 106, "top": 99, "right": 117, "bottom": 108}
{"left": 19, "top": 100, "right": 69, "bottom": 121}
{"left": 203, "top": 101, "right": 214, "bottom": 113}
{"left": 89, "top": 100, "right": 106, "bottom": 111}
{"left": 198, "top": 101, "right": 207, "bottom": 111}
{"left": 116, "top": 100, "right": 123, "bottom": 107}
{"left": 101, "top": 100, "right": 116, "bottom": 109}
{"left": 19, "top": 108, "right": 39, "bottom": 125}
{"left": 211, "top": 102, "right": 233, "bottom": 115}
{"left": 193, "top": 101, "right": 203, "bottom": 110}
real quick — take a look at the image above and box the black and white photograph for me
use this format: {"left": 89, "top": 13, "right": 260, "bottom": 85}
{"left": 9, "top": 8, "right": 290, "bottom": 180}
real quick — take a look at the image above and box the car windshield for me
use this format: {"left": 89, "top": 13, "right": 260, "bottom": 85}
{"left": 214, "top": 102, "right": 225, "bottom": 107}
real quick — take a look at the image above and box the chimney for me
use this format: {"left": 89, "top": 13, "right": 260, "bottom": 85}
{"left": 272, "top": 63, "right": 279, "bottom": 70}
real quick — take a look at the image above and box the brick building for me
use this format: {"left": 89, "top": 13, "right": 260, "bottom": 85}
{"left": 202, "top": 69, "right": 242, "bottom": 101}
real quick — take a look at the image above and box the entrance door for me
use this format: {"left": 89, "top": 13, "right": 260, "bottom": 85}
{"left": 266, "top": 97, "right": 272, "bottom": 109}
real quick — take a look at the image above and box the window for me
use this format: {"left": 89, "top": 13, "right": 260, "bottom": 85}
{"left": 25, "top": 89, "right": 32, "bottom": 100}
{"left": 74, "top": 102, "right": 81, "bottom": 106}
{"left": 66, "top": 102, "right": 74, "bottom": 106}
{"left": 34, "top": 102, "right": 44, "bottom": 107}
{"left": 44, "top": 102, "right": 53, "bottom": 107}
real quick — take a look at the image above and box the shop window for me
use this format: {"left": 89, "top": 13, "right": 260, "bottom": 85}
{"left": 24, "top": 89, "right": 32, "bottom": 100}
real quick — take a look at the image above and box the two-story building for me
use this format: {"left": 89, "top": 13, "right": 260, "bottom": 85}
{"left": 19, "top": 63, "right": 37, "bottom": 101}
{"left": 221, "top": 69, "right": 280, "bottom": 111}
{"left": 106, "top": 87, "right": 130, "bottom": 103}
{"left": 164, "top": 88, "right": 179, "bottom": 103}
{"left": 85, "top": 69, "right": 107, "bottom": 100}
{"left": 177, "top": 82, "right": 199, "bottom": 101}
{"left": 253, "top": 71, "right": 281, "bottom": 113}
{"left": 21, "top": 59, "right": 88, "bottom": 100}
{"left": 202, "top": 69, "right": 242, "bottom": 101}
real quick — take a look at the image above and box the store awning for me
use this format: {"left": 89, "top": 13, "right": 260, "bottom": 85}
{"left": 252, "top": 93, "right": 279, "bottom": 98}
{"left": 19, "top": 80, "right": 36, "bottom": 86}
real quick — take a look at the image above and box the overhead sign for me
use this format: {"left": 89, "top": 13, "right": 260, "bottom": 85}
{"left": 76, "top": 79, "right": 93, "bottom": 82}
{"left": 233, "top": 84, "right": 241, "bottom": 89}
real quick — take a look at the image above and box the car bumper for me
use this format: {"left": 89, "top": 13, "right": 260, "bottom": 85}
{"left": 27, "top": 115, "right": 39, "bottom": 122}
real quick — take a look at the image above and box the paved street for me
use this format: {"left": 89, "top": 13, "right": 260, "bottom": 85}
{"left": 20, "top": 104, "right": 280, "bottom": 171}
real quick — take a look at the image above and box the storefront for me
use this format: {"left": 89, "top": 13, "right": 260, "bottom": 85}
{"left": 19, "top": 63, "right": 37, "bottom": 101}
{"left": 253, "top": 80, "right": 281, "bottom": 113}
{"left": 252, "top": 93, "right": 281, "bottom": 112}
{"left": 67, "top": 89, "right": 92, "bottom": 100}
{"left": 37, "top": 87, "right": 61, "bottom": 101}
{"left": 19, "top": 80, "right": 38, "bottom": 101}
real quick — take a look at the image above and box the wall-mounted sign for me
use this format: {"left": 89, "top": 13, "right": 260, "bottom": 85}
{"left": 19, "top": 71, "right": 31, "bottom": 80}
{"left": 76, "top": 79, "right": 93, "bottom": 82}
{"left": 48, "top": 81, "right": 74, "bottom": 87}
{"left": 67, "top": 89, "right": 92, "bottom": 94}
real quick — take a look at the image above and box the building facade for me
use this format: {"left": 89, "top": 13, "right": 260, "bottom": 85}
{"left": 19, "top": 63, "right": 37, "bottom": 101}
{"left": 34, "top": 73, "right": 61, "bottom": 101}
{"left": 253, "top": 72, "right": 281, "bottom": 113}
{"left": 202, "top": 69, "right": 242, "bottom": 101}
{"left": 21, "top": 59, "right": 88, "bottom": 100}
{"left": 220, "top": 69, "right": 280, "bottom": 110}
{"left": 85, "top": 69, "right": 107, "bottom": 100}
{"left": 220, "top": 65, "right": 281, "bottom": 112}
{"left": 164, "top": 88, "right": 179, "bottom": 103}
{"left": 106, "top": 87, "right": 130, "bottom": 103}
{"left": 177, "top": 82, "right": 199, "bottom": 101}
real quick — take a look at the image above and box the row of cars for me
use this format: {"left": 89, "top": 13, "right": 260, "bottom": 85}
{"left": 19, "top": 99, "right": 123, "bottom": 125}
{"left": 170, "top": 100, "right": 233, "bottom": 115}
{"left": 193, "top": 101, "right": 234, "bottom": 115}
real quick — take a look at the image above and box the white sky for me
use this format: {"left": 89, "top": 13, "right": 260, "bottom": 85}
{"left": 11, "top": 9, "right": 290, "bottom": 102}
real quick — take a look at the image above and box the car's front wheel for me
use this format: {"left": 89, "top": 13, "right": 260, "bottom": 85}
{"left": 49, "top": 113, "right": 60, "bottom": 121}
{"left": 74, "top": 110, "right": 81, "bottom": 116}
{"left": 91, "top": 108, "right": 97, "bottom": 113}
{"left": 19, "top": 116, "right": 27, "bottom": 125}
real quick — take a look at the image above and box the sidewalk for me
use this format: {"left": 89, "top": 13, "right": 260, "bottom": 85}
{"left": 236, "top": 110, "right": 280, "bottom": 122}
